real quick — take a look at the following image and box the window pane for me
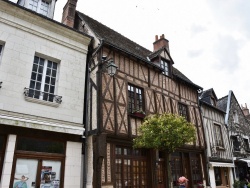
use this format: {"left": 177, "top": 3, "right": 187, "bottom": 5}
{"left": 41, "top": 160, "right": 61, "bottom": 187}
{"left": 45, "top": 76, "right": 50, "bottom": 84}
{"left": 38, "top": 66, "right": 43, "bottom": 74}
{"left": 29, "top": 81, "right": 35, "bottom": 89}
{"left": 52, "top": 70, "right": 57, "bottom": 77}
{"left": 32, "top": 64, "right": 38, "bottom": 72}
{"left": 16, "top": 137, "right": 65, "bottom": 154}
{"left": 51, "top": 78, "right": 55, "bottom": 85}
{"left": 31, "top": 72, "right": 37, "bottom": 80}
{"left": 46, "top": 68, "right": 51, "bottom": 76}
{"left": 47, "top": 60, "right": 52, "bottom": 68}
{"left": 48, "top": 94, "right": 54, "bottom": 102}
{"left": 13, "top": 158, "right": 38, "bottom": 188}
{"left": 37, "top": 73, "right": 42, "bottom": 82}
{"left": 50, "top": 86, "right": 55, "bottom": 94}
{"left": 44, "top": 84, "right": 49, "bottom": 92}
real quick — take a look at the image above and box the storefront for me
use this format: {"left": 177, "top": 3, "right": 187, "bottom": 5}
{"left": 0, "top": 124, "right": 84, "bottom": 188}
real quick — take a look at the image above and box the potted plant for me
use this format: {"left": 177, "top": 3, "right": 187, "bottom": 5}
{"left": 131, "top": 109, "right": 146, "bottom": 118}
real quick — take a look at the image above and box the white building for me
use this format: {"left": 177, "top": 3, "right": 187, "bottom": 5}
{"left": 0, "top": 0, "right": 91, "bottom": 187}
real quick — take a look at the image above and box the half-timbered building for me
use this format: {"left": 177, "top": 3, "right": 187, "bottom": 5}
{"left": 217, "top": 91, "right": 250, "bottom": 181}
{"left": 62, "top": 0, "right": 207, "bottom": 187}
{"left": 199, "top": 88, "right": 234, "bottom": 188}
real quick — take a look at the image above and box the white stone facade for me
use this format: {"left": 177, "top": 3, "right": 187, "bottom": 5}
{"left": 0, "top": 0, "right": 91, "bottom": 134}
{"left": 0, "top": 1, "right": 91, "bottom": 187}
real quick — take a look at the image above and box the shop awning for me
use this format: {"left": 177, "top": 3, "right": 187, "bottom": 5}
{"left": 239, "top": 159, "right": 250, "bottom": 167}
{"left": 210, "top": 162, "right": 234, "bottom": 168}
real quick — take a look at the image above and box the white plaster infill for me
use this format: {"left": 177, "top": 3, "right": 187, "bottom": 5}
{"left": 0, "top": 114, "right": 84, "bottom": 135}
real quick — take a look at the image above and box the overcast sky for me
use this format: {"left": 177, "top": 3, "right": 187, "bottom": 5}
{"left": 12, "top": 0, "right": 250, "bottom": 109}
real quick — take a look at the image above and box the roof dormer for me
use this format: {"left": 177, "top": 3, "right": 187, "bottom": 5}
{"left": 17, "top": 0, "right": 56, "bottom": 19}
{"left": 149, "top": 34, "right": 174, "bottom": 77}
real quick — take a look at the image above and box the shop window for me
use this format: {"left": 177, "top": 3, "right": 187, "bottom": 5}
{"left": 170, "top": 152, "right": 183, "bottom": 186}
{"left": 115, "top": 146, "right": 147, "bottom": 188}
{"left": 11, "top": 137, "right": 65, "bottom": 187}
{"left": 190, "top": 153, "right": 202, "bottom": 186}
{"left": 214, "top": 167, "right": 222, "bottom": 186}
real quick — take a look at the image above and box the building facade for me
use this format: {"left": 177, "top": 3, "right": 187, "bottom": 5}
{"left": 199, "top": 89, "right": 234, "bottom": 188}
{"left": 218, "top": 91, "right": 250, "bottom": 182}
{"left": 61, "top": 0, "right": 208, "bottom": 186}
{"left": 0, "top": 0, "right": 91, "bottom": 187}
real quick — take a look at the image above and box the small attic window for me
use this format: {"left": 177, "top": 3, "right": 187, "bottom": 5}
{"left": 160, "top": 59, "right": 170, "bottom": 76}
{"left": 211, "top": 97, "right": 216, "bottom": 106}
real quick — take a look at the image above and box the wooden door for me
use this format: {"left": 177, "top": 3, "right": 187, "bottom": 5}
{"left": 157, "top": 160, "right": 165, "bottom": 188}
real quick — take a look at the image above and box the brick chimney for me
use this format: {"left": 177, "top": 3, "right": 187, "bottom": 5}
{"left": 242, "top": 103, "right": 249, "bottom": 116}
{"left": 153, "top": 34, "right": 169, "bottom": 52}
{"left": 61, "top": 0, "right": 77, "bottom": 27}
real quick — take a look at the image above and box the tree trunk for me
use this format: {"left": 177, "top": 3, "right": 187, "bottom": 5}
{"left": 164, "top": 152, "right": 172, "bottom": 188}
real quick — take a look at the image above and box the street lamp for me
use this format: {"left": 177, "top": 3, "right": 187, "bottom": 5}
{"left": 102, "top": 56, "right": 118, "bottom": 76}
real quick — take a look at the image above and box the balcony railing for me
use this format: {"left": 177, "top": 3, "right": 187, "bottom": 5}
{"left": 24, "top": 87, "right": 62, "bottom": 104}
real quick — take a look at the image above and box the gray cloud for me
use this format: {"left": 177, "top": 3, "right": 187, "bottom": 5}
{"left": 187, "top": 49, "right": 204, "bottom": 58}
{"left": 213, "top": 35, "right": 240, "bottom": 72}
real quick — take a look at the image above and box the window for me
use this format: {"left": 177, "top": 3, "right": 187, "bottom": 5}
{"left": 160, "top": 59, "right": 169, "bottom": 76}
{"left": 170, "top": 152, "right": 183, "bottom": 186}
{"left": 28, "top": 0, "right": 50, "bottom": 16}
{"left": 214, "top": 167, "right": 222, "bottom": 186}
{"left": 231, "top": 136, "right": 240, "bottom": 151}
{"left": 214, "top": 124, "right": 223, "bottom": 147}
{"left": 233, "top": 111, "right": 239, "bottom": 124}
{"left": 178, "top": 103, "right": 189, "bottom": 120}
{"left": 115, "top": 147, "right": 147, "bottom": 188}
{"left": 0, "top": 135, "right": 6, "bottom": 182}
{"left": 190, "top": 153, "right": 202, "bottom": 186}
{"left": 11, "top": 137, "right": 64, "bottom": 187}
{"left": 40, "top": 0, "right": 49, "bottom": 16}
{"left": 28, "top": 0, "right": 39, "bottom": 11}
{"left": 244, "top": 139, "right": 249, "bottom": 151}
{"left": 27, "top": 56, "right": 59, "bottom": 103}
{"left": 0, "top": 44, "right": 4, "bottom": 64}
{"left": 211, "top": 97, "right": 216, "bottom": 106}
{"left": 128, "top": 84, "right": 144, "bottom": 113}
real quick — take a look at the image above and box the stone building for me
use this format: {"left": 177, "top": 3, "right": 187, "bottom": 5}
{"left": 0, "top": 0, "right": 91, "bottom": 187}
{"left": 217, "top": 91, "right": 250, "bottom": 181}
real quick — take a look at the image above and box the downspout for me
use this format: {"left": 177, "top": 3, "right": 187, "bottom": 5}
{"left": 83, "top": 39, "right": 104, "bottom": 188}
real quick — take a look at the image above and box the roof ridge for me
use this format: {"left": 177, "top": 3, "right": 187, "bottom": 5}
{"left": 76, "top": 11, "right": 152, "bottom": 54}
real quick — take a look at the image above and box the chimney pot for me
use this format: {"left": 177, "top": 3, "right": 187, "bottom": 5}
{"left": 153, "top": 34, "right": 169, "bottom": 52}
{"left": 155, "top": 35, "right": 158, "bottom": 41}
{"left": 62, "top": 0, "right": 78, "bottom": 28}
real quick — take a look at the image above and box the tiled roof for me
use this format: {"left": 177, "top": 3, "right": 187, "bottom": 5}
{"left": 76, "top": 11, "right": 202, "bottom": 89}
{"left": 199, "top": 89, "right": 226, "bottom": 113}
{"left": 217, "top": 96, "right": 228, "bottom": 112}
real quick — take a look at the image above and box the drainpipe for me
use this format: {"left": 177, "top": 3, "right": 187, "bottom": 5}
{"left": 83, "top": 39, "right": 104, "bottom": 188}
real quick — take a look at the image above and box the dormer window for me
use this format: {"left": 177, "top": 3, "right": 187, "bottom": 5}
{"left": 160, "top": 59, "right": 170, "bottom": 76}
{"left": 18, "top": 0, "right": 54, "bottom": 18}
{"left": 211, "top": 97, "right": 216, "bottom": 106}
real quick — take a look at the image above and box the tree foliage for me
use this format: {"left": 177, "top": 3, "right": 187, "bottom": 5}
{"left": 133, "top": 113, "right": 196, "bottom": 153}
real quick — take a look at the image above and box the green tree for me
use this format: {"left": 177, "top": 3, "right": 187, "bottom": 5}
{"left": 133, "top": 113, "right": 196, "bottom": 188}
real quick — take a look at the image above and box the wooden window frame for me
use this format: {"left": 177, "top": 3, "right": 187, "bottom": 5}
{"left": 10, "top": 136, "right": 65, "bottom": 188}
{"left": 115, "top": 146, "right": 148, "bottom": 188}
{"left": 160, "top": 59, "right": 170, "bottom": 76}
{"left": 214, "top": 124, "right": 224, "bottom": 148}
{"left": 128, "top": 84, "right": 144, "bottom": 114}
{"left": 178, "top": 103, "right": 189, "bottom": 121}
